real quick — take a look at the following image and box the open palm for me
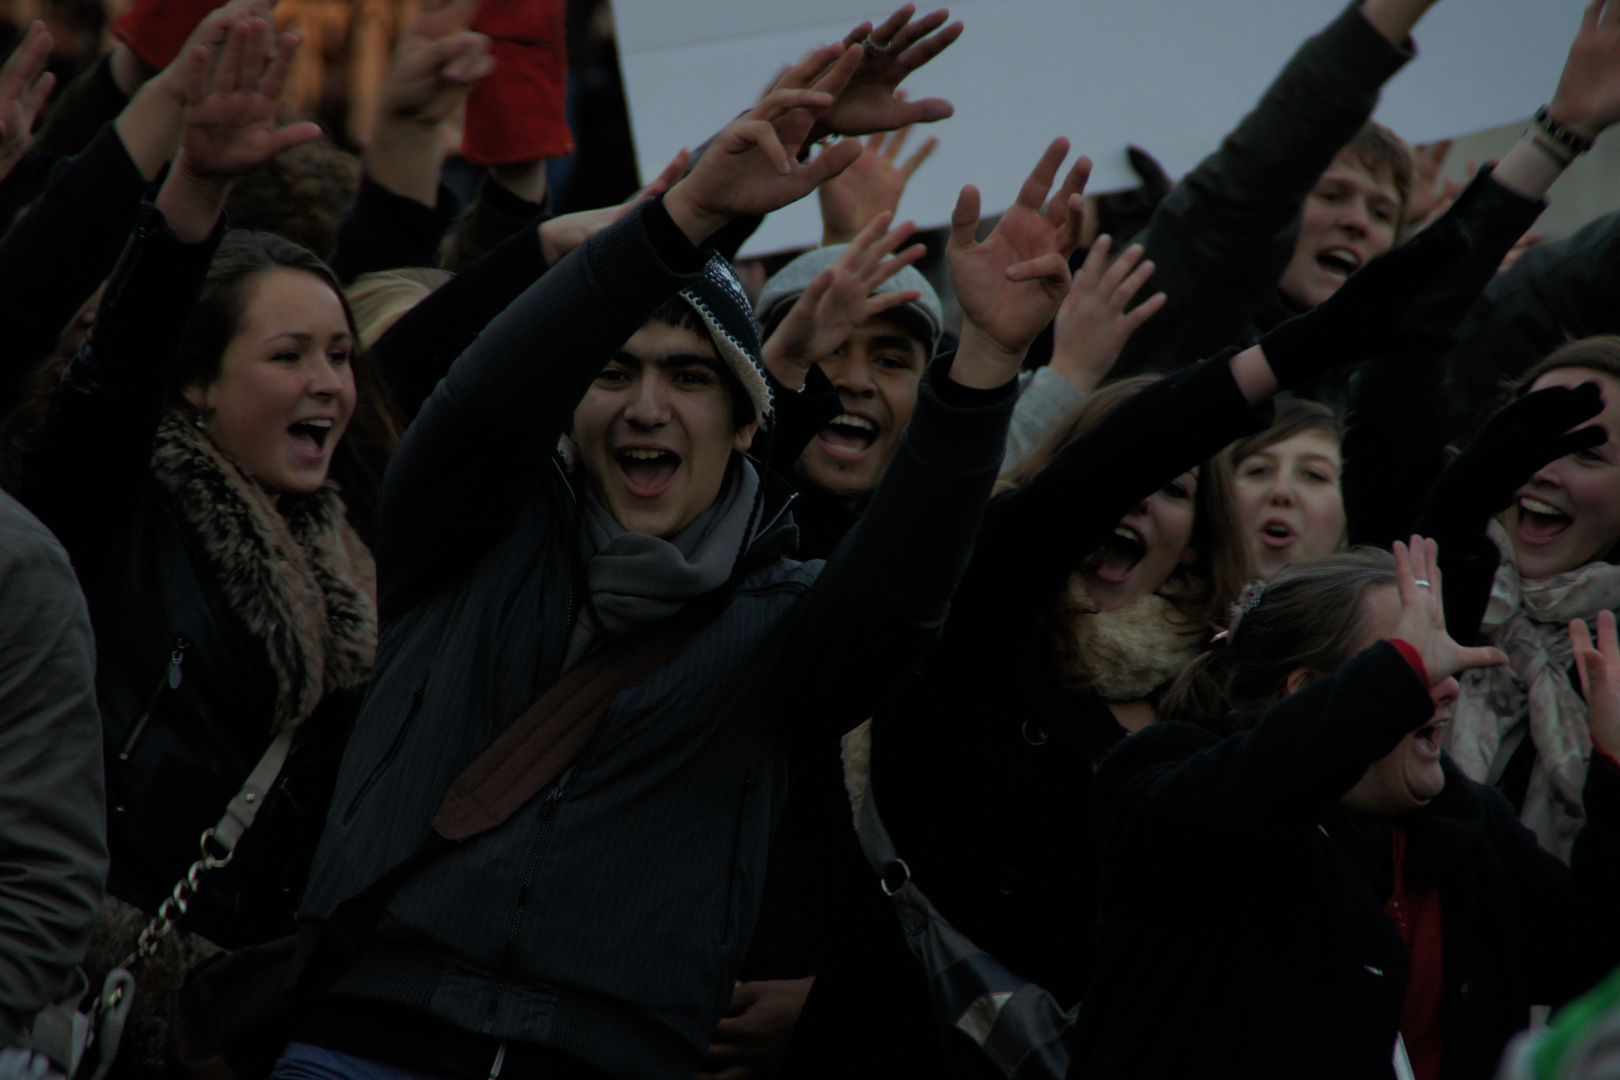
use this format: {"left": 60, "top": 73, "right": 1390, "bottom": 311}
{"left": 948, "top": 139, "right": 1089, "bottom": 354}
{"left": 179, "top": 19, "right": 322, "bottom": 181}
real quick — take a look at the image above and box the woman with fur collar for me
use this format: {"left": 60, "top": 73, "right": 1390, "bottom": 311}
{"left": 20, "top": 18, "right": 383, "bottom": 1051}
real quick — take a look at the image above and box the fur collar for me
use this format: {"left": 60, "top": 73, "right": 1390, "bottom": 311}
{"left": 151, "top": 412, "right": 377, "bottom": 733}
{"left": 1051, "top": 573, "right": 1206, "bottom": 701}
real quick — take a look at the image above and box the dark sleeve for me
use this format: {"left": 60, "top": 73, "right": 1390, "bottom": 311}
{"left": 760, "top": 363, "right": 841, "bottom": 483}
{"left": 29, "top": 205, "right": 224, "bottom": 555}
{"left": 442, "top": 175, "right": 547, "bottom": 274}
{"left": 0, "top": 518, "right": 105, "bottom": 1043}
{"left": 31, "top": 53, "right": 129, "bottom": 160}
{"left": 1497, "top": 762, "right": 1620, "bottom": 1005}
{"left": 0, "top": 152, "right": 52, "bottom": 229}
{"left": 782, "top": 357, "right": 1016, "bottom": 738}
{"left": 1342, "top": 168, "right": 1548, "bottom": 549}
{"left": 374, "top": 196, "right": 710, "bottom": 617}
{"left": 1117, "top": 2, "right": 1413, "bottom": 375}
{"left": 0, "top": 124, "right": 150, "bottom": 392}
{"left": 1093, "top": 641, "right": 1434, "bottom": 875}
{"left": 366, "top": 209, "right": 551, "bottom": 425}
{"left": 326, "top": 174, "right": 459, "bottom": 284}
{"left": 963, "top": 350, "right": 1272, "bottom": 630}
{"left": 1442, "top": 208, "right": 1620, "bottom": 441}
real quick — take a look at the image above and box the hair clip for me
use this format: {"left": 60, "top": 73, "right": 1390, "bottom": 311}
{"left": 1222, "top": 580, "right": 1267, "bottom": 643}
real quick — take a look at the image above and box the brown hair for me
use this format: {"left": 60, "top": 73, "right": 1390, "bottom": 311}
{"left": 998, "top": 374, "right": 1252, "bottom": 637}
{"left": 346, "top": 267, "right": 454, "bottom": 352}
{"left": 1513, "top": 335, "right": 1620, "bottom": 396}
{"left": 224, "top": 133, "right": 361, "bottom": 258}
{"left": 1161, "top": 548, "right": 1396, "bottom": 734}
{"left": 0, "top": 232, "right": 400, "bottom": 543}
{"left": 1342, "top": 121, "right": 1415, "bottom": 232}
{"left": 1227, "top": 398, "right": 1343, "bottom": 467}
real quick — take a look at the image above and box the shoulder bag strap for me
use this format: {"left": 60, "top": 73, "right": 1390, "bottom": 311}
{"left": 294, "top": 595, "right": 719, "bottom": 1006}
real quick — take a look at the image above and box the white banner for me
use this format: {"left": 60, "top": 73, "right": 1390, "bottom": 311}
{"left": 616, "top": 0, "right": 1581, "bottom": 256}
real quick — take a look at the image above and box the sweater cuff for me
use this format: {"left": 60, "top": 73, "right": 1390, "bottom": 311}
{"left": 1318, "top": 1, "right": 1416, "bottom": 91}
{"left": 1388, "top": 639, "right": 1430, "bottom": 687}
{"left": 902, "top": 353, "right": 1018, "bottom": 473}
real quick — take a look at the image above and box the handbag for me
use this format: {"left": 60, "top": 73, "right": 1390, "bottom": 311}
{"left": 165, "top": 598, "right": 719, "bottom": 1080}
{"left": 858, "top": 780, "right": 1077, "bottom": 1080}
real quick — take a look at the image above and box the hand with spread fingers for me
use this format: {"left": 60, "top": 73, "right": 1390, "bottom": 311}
{"left": 1547, "top": 0, "right": 1620, "bottom": 140}
{"left": 539, "top": 149, "right": 691, "bottom": 265}
{"left": 1571, "top": 609, "right": 1620, "bottom": 757}
{"left": 157, "top": 17, "right": 323, "bottom": 241}
{"left": 818, "top": 122, "right": 939, "bottom": 245}
{"left": 0, "top": 21, "right": 55, "bottom": 184}
{"left": 664, "top": 48, "right": 865, "bottom": 247}
{"left": 763, "top": 210, "right": 927, "bottom": 386}
{"left": 1391, "top": 536, "right": 1509, "bottom": 684}
{"left": 946, "top": 138, "right": 1089, "bottom": 385}
{"left": 1050, "top": 235, "right": 1167, "bottom": 394}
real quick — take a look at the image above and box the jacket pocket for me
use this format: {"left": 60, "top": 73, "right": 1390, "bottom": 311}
{"left": 342, "top": 683, "right": 426, "bottom": 823}
{"left": 117, "top": 633, "right": 190, "bottom": 763}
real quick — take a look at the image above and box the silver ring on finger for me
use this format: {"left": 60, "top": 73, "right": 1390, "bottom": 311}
{"left": 862, "top": 34, "right": 890, "bottom": 57}
{"left": 1413, "top": 579, "right": 1431, "bottom": 589}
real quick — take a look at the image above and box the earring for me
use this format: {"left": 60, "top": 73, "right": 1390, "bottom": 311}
{"left": 193, "top": 415, "right": 207, "bottom": 431}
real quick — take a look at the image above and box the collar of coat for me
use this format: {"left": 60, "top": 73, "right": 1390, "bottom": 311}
{"left": 151, "top": 411, "right": 377, "bottom": 735}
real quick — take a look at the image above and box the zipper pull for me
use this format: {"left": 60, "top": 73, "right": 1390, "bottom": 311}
{"left": 167, "top": 639, "right": 189, "bottom": 690}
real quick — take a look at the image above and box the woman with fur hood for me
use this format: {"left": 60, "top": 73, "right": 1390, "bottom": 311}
{"left": 18, "top": 20, "right": 385, "bottom": 1069}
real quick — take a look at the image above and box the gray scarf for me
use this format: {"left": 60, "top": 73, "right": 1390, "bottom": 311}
{"left": 564, "top": 459, "right": 762, "bottom": 669}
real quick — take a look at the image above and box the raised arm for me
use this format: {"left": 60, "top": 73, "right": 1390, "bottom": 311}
{"left": 783, "top": 137, "right": 1087, "bottom": 735}
{"left": 32, "top": 19, "right": 320, "bottom": 547}
{"left": 374, "top": 55, "right": 868, "bottom": 613}
{"left": 1116, "top": 0, "right": 1421, "bottom": 375}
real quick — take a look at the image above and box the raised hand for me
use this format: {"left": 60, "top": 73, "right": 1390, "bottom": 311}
{"left": 538, "top": 148, "right": 690, "bottom": 265}
{"left": 0, "top": 21, "right": 55, "bottom": 184}
{"left": 379, "top": 0, "right": 493, "bottom": 128}
{"left": 663, "top": 51, "right": 864, "bottom": 247}
{"left": 1570, "top": 609, "right": 1620, "bottom": 756}
{"left": 947, "top": 138, "right": 1088, "bottom": 374}
{"left": 762, "top": 211, "right": 926, "bottom": 383}
{"left": 1391, "top": 537, "right": 1508, "bottom": 684}
{"left": 1049, "top": 235, "right": 1166, "bottom": 393}
{"left": 811, "top": 5, "right": 963, "bottom": 140}
{"left": 1548, "top": 0, "right": 1620, "bottom": 139}
{"left": 818, "top": 122, "right": 938, "bottom": 244}
{"left": 177, "top": 19, "right": 323, "bottom": 181}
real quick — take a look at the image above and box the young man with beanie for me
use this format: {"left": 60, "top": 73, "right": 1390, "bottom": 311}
{"left": 280, "top": 37, "right": 1093, "bottom": 1080}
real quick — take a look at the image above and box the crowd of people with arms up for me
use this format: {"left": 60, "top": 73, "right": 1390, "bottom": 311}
{"left": 5, "top": 0, "right": 1620, "bottom": 1077}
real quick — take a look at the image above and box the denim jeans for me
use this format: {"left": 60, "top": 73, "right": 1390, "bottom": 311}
{"left": 271, "top": 1044, "right": 454, "bottom": 1080}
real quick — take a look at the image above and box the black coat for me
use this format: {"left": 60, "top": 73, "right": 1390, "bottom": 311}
{"left": 790, "top": 352, "right": 1271, "bottom": 1076}
{"left": 1073, "top": 643, "right": 1620, "bottom": 1080}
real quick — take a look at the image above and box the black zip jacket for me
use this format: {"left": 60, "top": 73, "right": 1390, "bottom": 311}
{"left": 290, "top": 195, "right": 1016, "bottom": 1079}
{"left": 1073, "top": 642, "right": 1620, "bottom": 1079}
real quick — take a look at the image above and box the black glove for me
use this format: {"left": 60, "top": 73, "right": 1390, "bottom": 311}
{"left": 1415, "top": 382, "right": 1606, "bottom": 540}
{"left": 1256, "top": 221, "right": 1467, "bottom": 390}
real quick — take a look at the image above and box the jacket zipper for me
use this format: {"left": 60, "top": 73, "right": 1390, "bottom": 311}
{"left": 343, "top": 686, "right": 425, "bottom": 823}
{"left": 483, "top": 767, "right": 575, "bottom": 1031}
{"left": 118, "top": 634, "right": 190, "bottom": 762}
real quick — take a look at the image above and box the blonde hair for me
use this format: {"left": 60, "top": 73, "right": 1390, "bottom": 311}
{"left": 345, "top": 268, "right": 454, "bottom": 352}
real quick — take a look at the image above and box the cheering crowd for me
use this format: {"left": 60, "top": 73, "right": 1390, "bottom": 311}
{"left": 3, "top": 0, "right": 1620, "bottom": 1077}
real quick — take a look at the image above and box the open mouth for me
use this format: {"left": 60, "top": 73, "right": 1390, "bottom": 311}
{"left": 615, "top": 446, "right": 681, "bottom": 497}
{"left": 287, "top": 418, "right": 334, "bottom": 454}
{"left": 1412, "top": 717, "right": 1447, "bottom": 759}
{"left": 1516, "top": 495, "right": 1573, "bottom": 544}
{"left": 1087, "top": 525, "right": 1146, "bottom": 585}
{"left": 817, "top": 413, "right": 879, "bottom": 460}
{"left": 1317, "top": 247, "right": 1361, "bottom": 280}
{"left": 1259, "top": 519, "right": 1296, "bottom": 550}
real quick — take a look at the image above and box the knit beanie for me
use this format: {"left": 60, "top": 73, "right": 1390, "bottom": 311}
{"left": 755, "top": 245, "right": 944, "bottom": 358}
{"left": 677, "top": 257, "right": 773, "bottom": 427}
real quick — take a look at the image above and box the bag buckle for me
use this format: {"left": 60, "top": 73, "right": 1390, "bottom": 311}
{"left": 880, "top": 858, "right": 911, "bottom": 896}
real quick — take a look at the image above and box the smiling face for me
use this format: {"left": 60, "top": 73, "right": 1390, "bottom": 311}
{"left": 1234, "top": 428, "right": 1346, "bottom": 580}
{"left": 1079, "top": 469, "right": 1200, "bottom": 612}
{"left": 1276, "top": 151, "right": 1403, "bottom": 310}
{"left": 1338, "top": 585, "right": 1456, "bottom": 816}
{"left": 183, "top": 269, "right": 357, "bottom": 495}
{"left": 794, "top": 315, "right": 928, "bottom": 508}
{"left": 572, "top": 320, "right": 758, "bottom": 538}
{"left": 1502, "top": 368, "right": 1620, "bottom": 579}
